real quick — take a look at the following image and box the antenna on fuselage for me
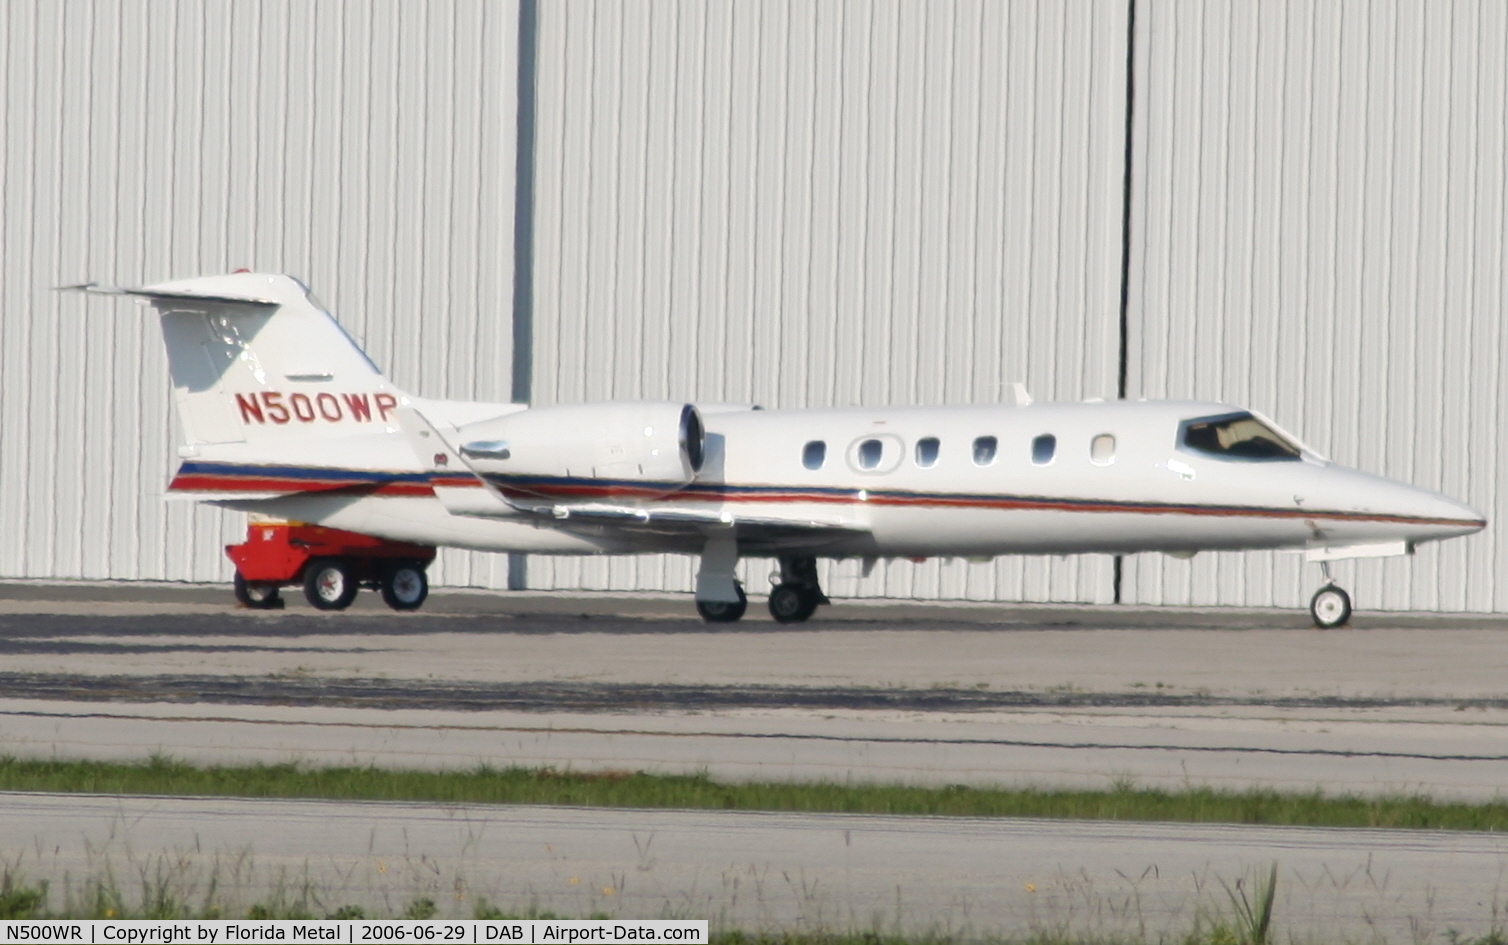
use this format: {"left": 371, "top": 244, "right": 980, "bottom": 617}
{"left": 1012, "top": 382, "right": 1033, "bottom": 407}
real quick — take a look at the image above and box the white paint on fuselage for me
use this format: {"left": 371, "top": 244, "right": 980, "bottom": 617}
{"left": 226, "top": 398, "right": 1482, "bottom": 562}
{"left": 696, "top": 400, "right": 1481, "bottom": 557}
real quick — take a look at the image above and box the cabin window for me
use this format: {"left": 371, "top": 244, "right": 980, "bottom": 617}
{"left": 857, "top": 438, "right": 884, "bottom": 470}
{"left": 1032, "top": 434, "right": 1056, "bottom": 465}
{"left": 915, "top": 437, "right": 940, "bottom": 468}
{"left": 1090, "top": 434, "right": 1115, "bottom": 465}
{"left": 972, "top": 436, "right": 997, "bottom": 466}
{"left": 802, "top": 440, "right": 827, "bottom": 470}
{"left": 1180, "top": 412, "right": 1301, "bottom": 461}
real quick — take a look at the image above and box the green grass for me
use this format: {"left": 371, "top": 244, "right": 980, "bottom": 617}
{"left": 6, "top": 858, "right": 1508, "bottom": 942}
{"left": 2, "top": 755, "right": 1507, "bottom": 832}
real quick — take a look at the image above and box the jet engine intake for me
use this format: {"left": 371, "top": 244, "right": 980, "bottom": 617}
{"left": 455, "top": 401, "right": 706, "bottom": 500}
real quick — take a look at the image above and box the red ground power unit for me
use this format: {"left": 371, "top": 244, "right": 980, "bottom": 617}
{"left": 226, "top": 521, "right": 436, "bottom": 612}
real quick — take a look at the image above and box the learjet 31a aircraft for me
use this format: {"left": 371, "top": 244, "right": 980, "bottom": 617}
{"left": 67, "top": 272, "right": 1485, "bottom": 628}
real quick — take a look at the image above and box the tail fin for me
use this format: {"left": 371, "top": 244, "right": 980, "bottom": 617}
{"left": 70, "top": 272, "right": 404, "bottom": 450}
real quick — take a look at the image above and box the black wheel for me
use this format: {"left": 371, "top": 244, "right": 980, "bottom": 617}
{"left": 768, "top": 583, "right": 819, "bottom": 623}
{"left": 696, "top": 583, "right": 747, "bottom": 623}
{"left": 1310, "top": 584, "right": 1352, "bottom": 628}
{"left": 380, "top": 562, "right": 429, "bottom": 611}
{"left": 303, "top": 558, "right": 359, "bottom": 611}
{"left": 233, "top": 572, "right": 284, "bottom": 610}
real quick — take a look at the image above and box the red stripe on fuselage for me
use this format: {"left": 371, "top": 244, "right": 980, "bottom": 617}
{"left": 169, "top": 468, "right": 1480, "bottom": 530}
{"left": 429, "top": 475, "right": 486, "bottom": 489}
{"left": 168, "top": 473, "right": 437, "bottom": 497}
{"left": 492, "top": 480, "right": 1479, "bottom": 529}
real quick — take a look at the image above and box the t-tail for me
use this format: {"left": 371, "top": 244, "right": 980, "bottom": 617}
{"left": 64, "top": 272, "right": 414, "bottom": 497}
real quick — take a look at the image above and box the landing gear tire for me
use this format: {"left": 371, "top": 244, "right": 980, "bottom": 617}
{"left": 380, "top": 562, "right": 429, "bottom": 611}
{"left": 696, "top": 583, "right": 747, "bottom": 623}
{"left": 768, "top": 555, "right": 828, "bottom": 623}
{"left": 304, "top": 558, "right": 359, "bottom": 611}
{"left": 233, "top": 571, "right": 284, "bottom": 610}
{"left": 768, "top": 583, "right": 819, "bottom": 624}
{"left": 1310, "top": 584, "right": 1351, "bottom": 628}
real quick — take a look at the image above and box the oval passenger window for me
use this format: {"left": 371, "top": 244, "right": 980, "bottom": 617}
{"left": 857, "top": 438, "right": 884, "bottom": 470}
{"left": 915, "top": 437, "right": 940, "bottom": 468}
{"left": 1091, "top": 434, "right": 1115, "bottom": 465}
{"left": 1032, "top": 434, "right": 1056, "bottom": 465}
{"left": 802, "top": 440, "right": 826, "bottom": 470}
{"left": 972, "top": 436, "right": 997, "bottom": 466}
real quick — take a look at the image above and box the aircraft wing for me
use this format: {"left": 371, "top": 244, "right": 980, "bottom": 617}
{"left": 394, "top": 406, "right": 868, "bottom": 551}
{"left": 494, "top": 498, "right": 867, "bottom": 555}
{"left": 505, "top": 499, "right": 863, "bottom": 542}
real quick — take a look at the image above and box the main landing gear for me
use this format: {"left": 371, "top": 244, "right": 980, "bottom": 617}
{"left": 767, "top": 556, "right": 829, "bottom": 624}
{"left": 1308, "top": 561, "right": 1352, "bottom": 629}
{"left": 695, "top": 583, "right": 747, "bottom": 623}
{"left": 692, "top": 555, "right": 829, "bottom": 624}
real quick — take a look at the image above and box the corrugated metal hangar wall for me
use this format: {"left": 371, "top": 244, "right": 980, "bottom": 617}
{"left": 3, "top": 0, "right": 1503, "bottom": 613}
{"left": 1124, "top": 0, "right": 1507, "bottom": 613}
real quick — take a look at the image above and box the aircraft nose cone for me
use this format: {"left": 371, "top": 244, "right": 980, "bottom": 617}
{"left": 1379, "top": 480, "right": 1486, "bottom": 540}
{"left": 1320, "top": 466, "right": 1485, "bottom": 543}
{"left": 1417, "top": 491, "right": 1487, "bottom": 538}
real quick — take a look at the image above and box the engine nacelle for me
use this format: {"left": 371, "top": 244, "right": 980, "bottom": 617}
{"left": 454, "top": 401, "right": 705, "bottom": 500}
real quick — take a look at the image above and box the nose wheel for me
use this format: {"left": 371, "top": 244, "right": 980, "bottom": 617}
{"left": 1310, "top": 585, "right": 1351, "bottom": 628}
{"left": 1309, "top": 562, "right": 1352, "bottom": 628}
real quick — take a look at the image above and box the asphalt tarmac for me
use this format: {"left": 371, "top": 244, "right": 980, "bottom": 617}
{"left": 1, "top": 581, "right": 1506, "bottom": 798}
{"left": 2, "top": 581, "right": 1507, "bottom": 934}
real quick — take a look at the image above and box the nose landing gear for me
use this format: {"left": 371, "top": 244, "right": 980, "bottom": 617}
{"left": 768, "top": 556, "right": 829, "bottom": 624}
{"left": 1309, "top": 561, "right": 1352, "bottom": 628}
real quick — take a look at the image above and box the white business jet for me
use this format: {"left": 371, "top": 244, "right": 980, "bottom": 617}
{"left": 66, "top": 272, "right": 1484, "bottom": 628}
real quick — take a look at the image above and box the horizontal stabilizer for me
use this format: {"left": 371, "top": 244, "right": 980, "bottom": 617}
{"left": 58, "top": 282, "right": 281, "bottom": 307}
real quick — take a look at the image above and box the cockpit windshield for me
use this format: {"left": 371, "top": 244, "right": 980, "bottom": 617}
{"left": 1180, "top": 412, "right": 1302, "bottom": 461}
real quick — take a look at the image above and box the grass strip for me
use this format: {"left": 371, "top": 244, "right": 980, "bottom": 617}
{"left": 1, "top": 755, "right": 1506, "bottom": 832}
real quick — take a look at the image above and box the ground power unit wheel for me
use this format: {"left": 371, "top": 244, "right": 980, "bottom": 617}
{"left": 380, "top": 562, "right": 429, "bottom": 611}
{"left": 696, "top": 583, "right": 747, "bottom": 622}
{"left": 233, "top": 571, "right": 284, "bottom": 610}
{"left": 1309, "top": 584, "right": 1352, "bottom": 628}
{"left": 303, "top": 558, "right": 359, "bottom": 611}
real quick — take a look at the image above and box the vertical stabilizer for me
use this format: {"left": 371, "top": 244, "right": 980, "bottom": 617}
{"left": 70, "top": 273, "right": 404, "bottom": 451}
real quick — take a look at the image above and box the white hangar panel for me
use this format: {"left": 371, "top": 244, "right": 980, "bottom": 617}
{"left": 7, "top": 0, "right": 1494, "bottom": 614}
{"left": 526, "top": 0, "right": 1132, "bottom": 603}
{"left": 1122, "top": 0, "right": 1507, "bottom": 612}
{"left": 0, "top": 0, "right": 519, "bottom": 586}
